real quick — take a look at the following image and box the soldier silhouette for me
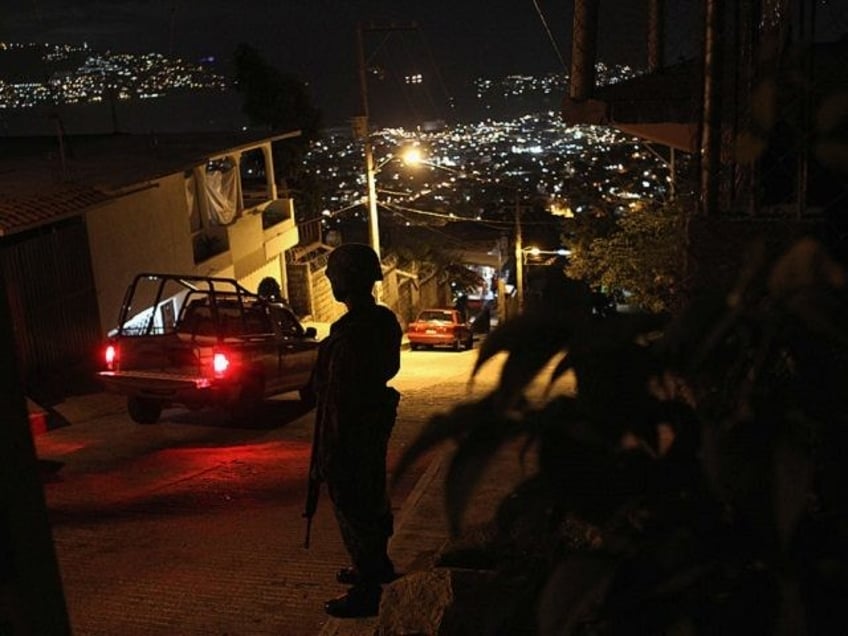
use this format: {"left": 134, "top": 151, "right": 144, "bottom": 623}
{"left": 257, "top": 276, "right": 284, "bottom": 303}
{"left": 308, "top": 243, "right": 401, "bottom": 618}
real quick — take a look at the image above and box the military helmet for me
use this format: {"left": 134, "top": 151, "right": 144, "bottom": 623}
{"left": 326, "top": 243, "right": 383, "bottom": 285}
{"left": 257, "top": 276, "right": 282, "bottom": 300}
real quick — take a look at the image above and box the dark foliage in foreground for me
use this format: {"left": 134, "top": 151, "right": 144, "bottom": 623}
{"left": 393, "top": 238, "right": 848, "bottom": 635}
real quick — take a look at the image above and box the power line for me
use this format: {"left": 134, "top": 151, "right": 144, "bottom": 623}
{"left": 315, "top": 201, "right": 362, "bottom": 220}
{"left": 380, "top": 200, "right": 566, "bottom": 228}
{"left": 530, "top": 0, "right": 569, "bottom": 73}
{"left": 415, "top": 26, "right": 456, "bottom": 118}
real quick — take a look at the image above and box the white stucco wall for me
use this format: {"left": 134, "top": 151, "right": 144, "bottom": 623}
{"left": 86, "top": 173, "right": 197, "bottom": 333}
{"left": 86, "top": 172, "right": 301, "bottom": 334}
{"left": 238, "top": 258, "right": 283, "bottom": 299}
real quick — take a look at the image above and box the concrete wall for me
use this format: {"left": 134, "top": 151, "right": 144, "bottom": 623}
{"left": 286, "top": 262, "right": 312, "bottom": 317}
{"left": 238, "top": 257, "right": 283, "bottom": 300}
{"left": 396, "top": 276, "right": 417, "bottom": 328}
{"left": 418, "top": 270, "right": 451, "bottom": 311}
{"left": 311, "top": 267, "right": 340, "bottom": 322}
{"left": 286, "top": 259, "right": 343, "bottom": 323}
{"left": 380, "top": 263, "right": 399, "bottom": 310}
{"left": 86, "top": 173, "right": 196, "bottom": 333}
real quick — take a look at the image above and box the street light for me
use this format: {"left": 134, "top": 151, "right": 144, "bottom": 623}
{"left": 523, "top": 246, "right": 571, "bottom": 262}
{"left": 348, "top": 127, "right": 418, "bottom": 300}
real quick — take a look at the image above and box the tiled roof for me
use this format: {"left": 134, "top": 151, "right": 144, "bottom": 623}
{"left": 0, "top": 183, "right": 114, "bottom": 236}
{"left": 0, "top": 130, "right": 299, "bottom": 237}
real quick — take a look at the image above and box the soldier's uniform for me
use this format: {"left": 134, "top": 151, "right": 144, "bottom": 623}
{"left": 309, "top": 243, "right": 402, "bottom": 617}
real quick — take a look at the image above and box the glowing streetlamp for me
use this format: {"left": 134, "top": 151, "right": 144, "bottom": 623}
{"left": 401, "top": 145, "right": 424, "bottom": 167}
{"left": 523, "top": 246, "right": 571, "bottom": 262}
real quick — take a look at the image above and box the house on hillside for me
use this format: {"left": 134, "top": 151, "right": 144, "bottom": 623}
{"left": 0, "top": 130, "right": 304, "bottom": 393}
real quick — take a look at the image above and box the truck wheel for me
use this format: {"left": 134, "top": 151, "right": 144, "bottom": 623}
{"left": 127, "top": 397, "right": 162, "bottom": 424}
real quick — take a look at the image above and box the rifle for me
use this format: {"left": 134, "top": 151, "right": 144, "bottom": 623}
{"left": 302, "top": 416, "right": 321, "bottom": 549}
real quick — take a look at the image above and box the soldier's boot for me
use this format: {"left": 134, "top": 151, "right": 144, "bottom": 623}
{"left": 324, "top": 585, "right": 382, "bottom": 618}
{"left": 336, "top": 560, "right": 397, "bottom": 586}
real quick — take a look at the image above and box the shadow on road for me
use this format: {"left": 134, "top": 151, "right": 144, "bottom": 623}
{"left": 158, "top": 396, "right": 313, "bottom": 430}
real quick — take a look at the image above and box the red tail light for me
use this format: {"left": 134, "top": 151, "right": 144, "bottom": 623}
{"left": 104, "top": 344, "right": 118, "bottom": 369}
{"left": 212, "top": 351, "right": 230, "bottom": 378}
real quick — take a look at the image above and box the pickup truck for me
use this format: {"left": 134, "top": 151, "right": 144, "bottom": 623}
{"left": 98, "top": 273, "right": 319, "bottom": 424}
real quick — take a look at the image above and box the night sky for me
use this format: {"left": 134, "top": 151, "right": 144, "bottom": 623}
{"left": 2, "top": 1, "right": 848, "bottom": 124}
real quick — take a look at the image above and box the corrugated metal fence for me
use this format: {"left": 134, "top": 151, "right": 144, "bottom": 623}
{"left": 1, "top": 218, "right": 102, "bottom": 395}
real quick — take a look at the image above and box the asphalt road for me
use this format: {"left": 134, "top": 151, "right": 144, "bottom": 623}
{"left": 35, "top": 345, "right": 503, "bottom": 635}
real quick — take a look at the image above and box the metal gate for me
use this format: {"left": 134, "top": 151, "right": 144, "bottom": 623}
{"left": 1, "top": 218, "right": 101, "bottom": 393}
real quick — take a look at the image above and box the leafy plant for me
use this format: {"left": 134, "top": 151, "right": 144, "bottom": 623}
{"left": 566, "top": 198, "right": 689, "bottom": 313}
{"left": 394, "top": 237, "right": 848, "bottom": 634}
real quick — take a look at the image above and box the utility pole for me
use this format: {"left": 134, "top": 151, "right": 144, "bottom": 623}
{"left": 514, "top": 190, "right": 525, "bottom": 315}
{"left": 647, "top": 0, "right": 665, "bottom": 73}
{"left": 570, "top": 0, "right": 599, "bottom": 102}
{"left": 796, "top": 0, "right": 816, "bottom": 219}
{"left": 700, "top": 0, "right": 723, "bottom": 216}
{"left": 356, "top": 23, "right": 381, "bottom": 264}
{"left": 355, "top": 21, "right": 417, "bottom": 302}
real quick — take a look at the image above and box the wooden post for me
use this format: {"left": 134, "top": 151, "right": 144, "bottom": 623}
{"left": 647, "top": 0, "right": 665, "bottom": 72}
{"left": 570, "top": 0, "right": 599, "bottom": 101}
{"left": 700, "top": 0, "right": 724, "bottom": 216}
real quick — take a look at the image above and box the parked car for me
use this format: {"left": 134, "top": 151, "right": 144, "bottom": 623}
{"left": 407, "top": 308, "right": 474, "bottom": 351}
{"left": 98, "top": 273, "right": 319, "bottom": 423}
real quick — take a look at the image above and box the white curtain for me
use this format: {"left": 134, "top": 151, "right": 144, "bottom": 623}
{"left": 205, "top": 163, "right": 239, "bottom": 225}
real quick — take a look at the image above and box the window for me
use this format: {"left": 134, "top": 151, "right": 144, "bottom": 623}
{"left": 239, "top": 148, "right": 270, "bottom": 209}
{"left": 419, "top": 310, "right": 455, "bottom": 322}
